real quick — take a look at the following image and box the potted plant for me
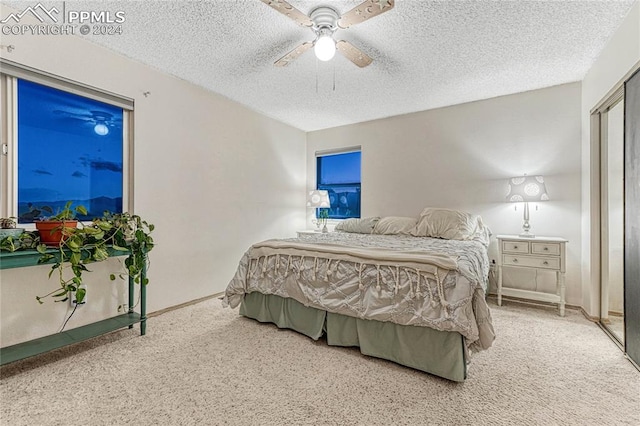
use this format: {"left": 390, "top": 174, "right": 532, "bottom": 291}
{"left": 36, "top": 210, "right": 154, "bottom": 304}
{"left": 34, "top": 201, "right": 87, "bottom": 246}
{"left": 0, "top": 217, "right": 24, "bottom": 240}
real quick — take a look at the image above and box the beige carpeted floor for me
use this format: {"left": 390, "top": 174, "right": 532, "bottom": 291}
{"left": 1, "top": 298, "right": 638, "bottom": 426}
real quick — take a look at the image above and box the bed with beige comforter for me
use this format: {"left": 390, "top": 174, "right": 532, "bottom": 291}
{"left": 223, "top": 229, "right": 495, "bottom": 380}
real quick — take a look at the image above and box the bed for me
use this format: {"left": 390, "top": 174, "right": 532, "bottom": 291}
{"left": 222, "top": 210, "right": 495, "bottom": 382}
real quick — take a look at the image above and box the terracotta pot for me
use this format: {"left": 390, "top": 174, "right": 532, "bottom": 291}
{"left": 35, "top": 220, "right": 78, "bottom": 246}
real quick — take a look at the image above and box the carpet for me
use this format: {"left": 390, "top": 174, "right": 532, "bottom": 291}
{"left": 1, "top": 298, "right": 638, "bottom": 426}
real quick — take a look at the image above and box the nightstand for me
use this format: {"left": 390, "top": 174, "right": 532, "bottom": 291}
{"left": 497, "top": 234, "right": 568, "bottom": 316}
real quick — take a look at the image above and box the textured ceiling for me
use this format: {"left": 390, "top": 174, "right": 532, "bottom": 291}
{"left": 2, "top": 0, "right": 636, "bottom": 131}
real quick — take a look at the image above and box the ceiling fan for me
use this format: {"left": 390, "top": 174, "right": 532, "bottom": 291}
{"left": 260, "top": 0, "right": 395, "bottom": 68}
{"left": 54, "top": 109, "right": 121, "bottom": 136}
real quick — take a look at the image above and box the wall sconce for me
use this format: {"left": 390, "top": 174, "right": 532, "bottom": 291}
{"left": 506, "top": 175, "right": 549, "bottom": 238}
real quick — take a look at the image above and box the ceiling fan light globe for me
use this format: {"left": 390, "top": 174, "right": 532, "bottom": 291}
{"left": 94, "top": 123, "right": 109, "bottom": 136}
{"left": 314, "top": 35, "right": 336, "bottom": 61}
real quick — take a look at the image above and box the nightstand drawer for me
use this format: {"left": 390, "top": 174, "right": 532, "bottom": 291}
{"left": 531, "top": 243, "right": 560, "bottom": 256}
{"left": 502, "top": 241, "right": 529, "bottom": 254}
{"left": 531, "top": 242, "right": 560, "bottom": 256}
{"left": 502, "top": 255, "right": 560, "bottom": 270}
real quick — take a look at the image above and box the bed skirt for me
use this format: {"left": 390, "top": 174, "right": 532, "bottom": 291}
{"left": 239, "top": 292, "right": 467, "bottom": 382}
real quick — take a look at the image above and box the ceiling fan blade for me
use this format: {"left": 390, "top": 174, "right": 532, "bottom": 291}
{"left": 260, "top": 0, "right": 313, "bottom": 27}
{"left": 338, "top": 0, "right": 395, "bottom": 29}
{"left": 336, "top": 40, "right": 373, "bottom": 68}
{"left": 53, "top": 110, "right": 93, "bottom": 119}
{"left": 274, "top": 42, "right": 314, "bottom": 67}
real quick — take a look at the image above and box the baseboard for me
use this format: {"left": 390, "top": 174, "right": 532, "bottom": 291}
{"left": 579, "top": 307, "right": 599, "bottom": 322}
{"left": 486, "top": 293, "right": 598, "bottom": 322}
{"left": 486, "top": 293, "right": 579, "bottom": 311}
{"left": 148, "top": 292, "right": 225, "bottom": 318}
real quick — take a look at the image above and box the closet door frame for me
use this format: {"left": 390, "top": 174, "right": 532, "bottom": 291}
{"left": 589, "top": 61, "right": 640, "bottom": 370}
{"left": 593, "top": 88, "right": 624, "bottom": 346}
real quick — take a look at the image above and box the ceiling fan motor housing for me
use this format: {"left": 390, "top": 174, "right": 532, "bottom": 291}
{"left": 310, "top": 6, "right": 340, "bottom": 35}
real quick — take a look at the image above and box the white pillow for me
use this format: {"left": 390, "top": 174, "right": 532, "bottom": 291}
{"left": 372, "top": 216, "right": 418, "bottom": 235}
{"left": 411, "top": 208, "right": 481, "bottom": 240}
{"left": 335, "top": 217, "right": 380, "bottom": 234}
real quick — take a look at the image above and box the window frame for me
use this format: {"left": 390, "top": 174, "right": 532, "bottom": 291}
{"left": 0, "top": 59, "right": 134, "bottom": 223}
{"left": 315, "top": 146, "right": 362, "bottom": 220}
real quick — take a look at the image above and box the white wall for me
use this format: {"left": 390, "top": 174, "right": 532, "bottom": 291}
{"left": 581, "top": 0, "right": 640, "bottom": 317}
{"left": 307, "top": 83, "right": 583, "bottom": 304}
{"left": 0, "top": 12, "right": 306, "bottom": 346}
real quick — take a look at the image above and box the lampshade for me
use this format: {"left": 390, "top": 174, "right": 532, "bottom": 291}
{"left": 314, "top": 35, "right": 336, "bottom": 61}
{"left": 306, "top": 190, "right": 331, "bottom": 208}
{"left": 506, "top": 175, "right": 549, "bottom": 202}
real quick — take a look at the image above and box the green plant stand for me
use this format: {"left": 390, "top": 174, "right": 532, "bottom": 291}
{"left": 0, "top": 248, "right": 147, "bottom": 366}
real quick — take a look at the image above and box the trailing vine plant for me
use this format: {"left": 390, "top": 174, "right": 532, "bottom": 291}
{"left": 0, "top": 230, "right": 40, "bottom": 252}
{"left": 36, "top": 211, "right": 155, "bottom": 304}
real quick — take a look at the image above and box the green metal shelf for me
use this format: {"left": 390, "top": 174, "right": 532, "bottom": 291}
{"left": 0, "top": 313, "right": 141, "bottom": 366}
{"left": 0, "top": 246, "right": 129, "bottom": 269}
{"left": 0, "top": 248, "right": 147, "bottom": 366}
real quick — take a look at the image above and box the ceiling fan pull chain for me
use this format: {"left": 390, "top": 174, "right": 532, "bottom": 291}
{"left": 316, "top": 58, "right": 319, "bottom": 94}
{"left": 333, "top": 61, "right": 336, "bottom": 92}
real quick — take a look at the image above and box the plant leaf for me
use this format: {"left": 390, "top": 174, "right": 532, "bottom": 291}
{"left": 75, "top": 287, "right": 86, "bottom": 303}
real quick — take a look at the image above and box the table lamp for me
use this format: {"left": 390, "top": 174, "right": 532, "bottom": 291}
{"left": 306, "top": 190, "right": 331, "bottom": 233}
{"left": 506, "top": 175, "right": 549, "bottom": 238}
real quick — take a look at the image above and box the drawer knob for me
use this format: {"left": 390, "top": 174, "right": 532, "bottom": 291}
{"left": 513, "top": 258, "right": 518, "bottom": 263}
{"left": 543, "top": 247, "right": 549, "bottom": 251}
{"left": 543, "top": 261, "right": 549, "bottom": 265}
{"left": 514, "top": 245, "right": 518, "bottom": 249}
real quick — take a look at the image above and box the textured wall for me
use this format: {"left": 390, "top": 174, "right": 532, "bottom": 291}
{"left": 0, "top": 21, "right": 307, "bottom": 346}
{"left": 307, "top": 83, "right": 583, "bottom": 305}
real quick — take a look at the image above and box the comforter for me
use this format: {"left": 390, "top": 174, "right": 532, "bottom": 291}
{"left": 223, "top": 232, "right": 495, "bottom": 353}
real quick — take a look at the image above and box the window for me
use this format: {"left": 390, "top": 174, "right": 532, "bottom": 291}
{"left": 316, "top": 149, "right": 361, "bottom": 219}
{"left": 16, "top": 80, "right": 124, "bottom": 222}
{"left": 1, "top": 59, "right": 133, "bottom": 223}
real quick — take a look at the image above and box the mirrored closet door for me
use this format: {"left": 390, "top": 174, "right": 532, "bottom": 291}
{"left": 624, "top": 69, "right": 640, "bottom": 367}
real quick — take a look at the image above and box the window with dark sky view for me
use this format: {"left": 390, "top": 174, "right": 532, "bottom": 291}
{"left": 17, "top": 79, "right": 123, "bottom": 223}
{"left": 317, "top": 151, "right": 361, "bottom": 219}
